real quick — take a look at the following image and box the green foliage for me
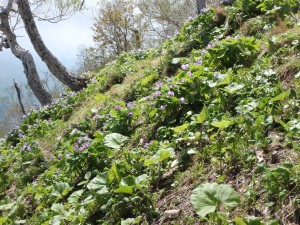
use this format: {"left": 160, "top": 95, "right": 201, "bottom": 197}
{"left": 205, "top": 37, "right": 260, "bottom": 69}
{"left": 1, "top": 0, "right": 300, "bottom": 224}
{"left": 190, "top": 183, "right": 240, "bottom": 218}
{"left": 257, "top": 0, "right": 299, "bottom": 16}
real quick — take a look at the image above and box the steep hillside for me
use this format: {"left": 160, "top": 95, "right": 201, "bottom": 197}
{"left": 0, "top": 0, "right": 300, "bottom": 224}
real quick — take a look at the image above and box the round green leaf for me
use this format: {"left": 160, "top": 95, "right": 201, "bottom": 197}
{"left": 104, "top": 133, "right": 128, "bottom": 149}
{"left": 190, "top": 183, "right": 240, "bottom": 217}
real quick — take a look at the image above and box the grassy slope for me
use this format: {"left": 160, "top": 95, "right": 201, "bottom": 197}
{"left": 0, "top": 1, "right": 300, "bottom": 224}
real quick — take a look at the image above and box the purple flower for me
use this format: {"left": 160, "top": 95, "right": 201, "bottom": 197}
{"left": 66, "top": 153, "right": 71, "bottom": 158}
{"left": 114, "top": 106, "right": 122, "bottom": 110}
{"left": 127, "top": 102, "right": 136, "bottom": 108}
{"left": 201, "top": 49, "right": 206, "bottom": 55}
{"left": 206, "top": 43, "right": 212, "bottom": 49}
{"left": 222, "top": 0, "right": 230, "bottom": 4}
{"left": 153, "top": 91, "right": 161, "bottom": 98}
{"left": 196, "top": 60, "right": 202, "bottom": 65}
{"left": 128, "top": 112, "right": 134, "bottom": 118}
{"left": 180, "top": 97, "right": 185, "bottom": 104}
{"left": 170, "top": 85, "right": 174, "bottom": 89}
{"left": 93, "top": 115, "right": 100, "bottom": 120}
{"left": 181, "top": 64, "right": 189, "bottom": 70}
{"left": 106, "top": 113, "right": 111, "bottom": 119}
{"left": 167, "top": 91, "right": 175, "bottom": 97}
{"left": 167, "top": 78, "right": 172, "bottom": 82}
{"left": 180, "top": 78, "right": 186, "bottom": 83}
{"left": 155, "top": 81, "right": 164, "bottom": 88}
{"left": 187, "top": 71, "right": 193, "bottom": 77}
{"left": 58, "top": 154, "right": 63, "bottom": 159}
{"left": 160, "top": 105, "right": 166, "bottom": 110}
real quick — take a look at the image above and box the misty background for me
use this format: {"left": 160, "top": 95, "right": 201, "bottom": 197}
{"left": 0, "top": 0, "right": 96, "bottom": 118}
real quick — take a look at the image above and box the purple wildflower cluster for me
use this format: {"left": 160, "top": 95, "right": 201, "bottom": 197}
{"left": 128, "top": 112, "right": 134, "bottom": 118}
{"left": 181, "top": 64, "right": 189, "bottom": 70}
{"left": 18, "top": 132, "right": 26, "bottom": 139}
{"left": 153, "top": 91, "right": 161, "bottom": 98}
{"left": 187, "top": 71, "right": 193, "bottom": 77}
{"left": 114, "top": 106, "right": 122, "bottom": 111}
{"left": 73, "top": 135, "right": 92, "bottom": 153}
{"left": 155, "top": 81, "right": 164, "bottom": 88}
{"left": 221, "top": 0, "right": 230, "bottom": 4}
{"left": 93, "top": 115, "right": 101, "bottom": 121}
{"left": 167, "top": 91, "right": 175, "bottom": 97}
{"left": 127, "top": 102, "right": 136, "bottom": 108}
{"left": 20, "top": 142, "right": 31, "bottom": 152}
{"left": 196, "top": 60, "right": 203, "bottom": 65}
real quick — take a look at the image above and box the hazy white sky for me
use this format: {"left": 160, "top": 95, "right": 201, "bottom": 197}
{"left": 22, "top": 0, "right": 97, "bottom": 59}
{"left": 0, "top": 0, "right": 97, "bottom": 97}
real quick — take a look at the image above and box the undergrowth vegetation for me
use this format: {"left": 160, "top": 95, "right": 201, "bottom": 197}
{"left": 0, "top": 0, "right": 300, "bottom": 224}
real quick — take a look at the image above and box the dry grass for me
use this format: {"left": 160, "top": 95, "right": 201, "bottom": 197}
{"left": 269, "top": 18, "right": 289, "bottom": 36}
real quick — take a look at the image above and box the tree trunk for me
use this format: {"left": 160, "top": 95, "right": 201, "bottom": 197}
{"left": 0, "top": 10, "right": 52, "bottom": 105}
{"left": 196, "top": 0, "right": 206, "bottom": 14}
{"left": 16, "top": 0, "right": 88, "bottom": 92}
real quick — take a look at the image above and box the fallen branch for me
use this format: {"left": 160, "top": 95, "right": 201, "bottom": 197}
{"left": 13, "top": 79, "right": 26, "bottom": 116}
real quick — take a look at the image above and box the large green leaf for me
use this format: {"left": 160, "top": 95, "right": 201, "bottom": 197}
{"left": 50, "top": 182, "right": 73, "bottom": 199}
{"left": 135, "top": 174, "right": 148, "bottom": 184}
{"left": 217, "top": 74, "right": 231, "bottom": 86}
{"left": 190, "top": 183, "right": 240, "bottom": 217}
{"left": 211, "top": 120, "right": 234, "bottom": 129}
{"left": 196, "top": 106, "right": 207, "bottom": 124}
{"left": 174, "top": 123, "right": 189, "bottom": 133}
{"left": 87, "top": 174, "right": 108, "bottom": 195}
{"left": 144, "top": 148, "right": 175, "bottom": 166}
{"left": 270, "top": 91, "right": 289, "bottom": 102}
{"left": 104, "top": 133, "right": 128, "bottom": 149}
{"left": 121, "top": 216, "right": 142, "bottom": 225}
{"left": 108, "top": 164, "right": 121, "bottom": 184}
{"left": 0, "top": 217, "right": 12, "bottom": 225}
{"left": 115, "top": 186, "right": 133, "bottom": 194}
{"left": 51, "top": 203, "right": 68, "bottom": 216}
{"left": 68, "top": 190, "right": 84, "bottom": 204}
